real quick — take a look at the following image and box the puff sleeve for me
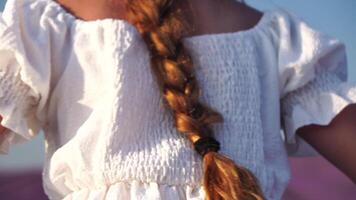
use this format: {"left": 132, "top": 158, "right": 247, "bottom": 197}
{"left": 0, "top": 10, "right": 51, "bottom": 154}
{"left": 277, "top": 9, "right": 356, "bottom": 156}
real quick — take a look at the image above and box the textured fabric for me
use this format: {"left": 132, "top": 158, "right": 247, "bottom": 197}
{"left": 0, "top": 0, "right": 355, "bottom": 199}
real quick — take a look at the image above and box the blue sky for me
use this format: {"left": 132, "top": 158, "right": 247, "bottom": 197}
{"left": 0, "top": 0, "right": 355, "bottom": 170}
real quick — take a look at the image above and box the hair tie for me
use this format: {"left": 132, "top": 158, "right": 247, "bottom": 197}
{"left": 193, "top": 136, "right": 220, "bottom": 157}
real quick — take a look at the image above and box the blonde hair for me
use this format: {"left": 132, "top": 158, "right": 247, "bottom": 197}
{"left": 125, "top": 0, "right": 265, "bottom": 199}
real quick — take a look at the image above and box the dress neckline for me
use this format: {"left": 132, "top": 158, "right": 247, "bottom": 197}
{"left": 47, "top": 0, "right": 274, "bottom": 41}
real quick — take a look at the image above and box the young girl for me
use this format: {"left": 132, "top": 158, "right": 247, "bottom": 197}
{"left": 0, "top": 0, "right": 355, "bottom": 199}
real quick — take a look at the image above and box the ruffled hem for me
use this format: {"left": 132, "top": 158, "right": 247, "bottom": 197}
{"left": 0, "top": 58, "right": 41, "bottom": 154}
{"left": 0, "top": 48, "right": 41, "bottom": 154}
{"left": 61, "top": 180, "right": 205, "bottom": 200}
{"left": 282, "top": 80, "right": 356, "bottom": 156}
{"left": 0, "top": 106, "right": 41, "bottom": 154}
{"left": 0, "top": 14, "right": 42, "bottom": 154}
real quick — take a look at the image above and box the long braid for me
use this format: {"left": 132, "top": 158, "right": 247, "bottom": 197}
{"left": 125, "top": 0, "right": 266, "bottom": 199}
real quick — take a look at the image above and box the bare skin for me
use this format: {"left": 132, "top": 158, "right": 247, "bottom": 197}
{"left": 1, "top": 0, "right": 355, "bottom": 185}
{"left": 54, "top": 0, "right": 264, "bottom": 37}
{"left": 0, "top": 115, "right": 5, "bottom": 134}
{"left": 297, "top": 103, "right": 356, "bottom": 184}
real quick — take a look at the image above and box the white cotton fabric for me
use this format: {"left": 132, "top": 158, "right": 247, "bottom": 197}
{"left": 0, "top": 0, "right": 355, "bottom": 199}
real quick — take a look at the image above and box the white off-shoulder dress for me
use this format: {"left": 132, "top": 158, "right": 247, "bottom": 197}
{"left": 0, "top": 0, "right": 355, "bottom": 199}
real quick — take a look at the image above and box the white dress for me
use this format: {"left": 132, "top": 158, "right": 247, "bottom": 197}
{"left": 0, "top": 0, "right": 355, "bottom": 199}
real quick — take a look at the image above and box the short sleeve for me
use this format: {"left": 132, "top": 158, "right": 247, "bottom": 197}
{"left": 277, "top": 9, "right": 356, "bottom": 156}
{"left": 0, "top": 9, "right": 50, "bottom": 154}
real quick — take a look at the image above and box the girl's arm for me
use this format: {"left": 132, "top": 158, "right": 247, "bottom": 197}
{"left": 0, "top": 115, "right": 8, "bottom": 134}
{"left": 296, "top": 103, "right": 356, "bottom": 184}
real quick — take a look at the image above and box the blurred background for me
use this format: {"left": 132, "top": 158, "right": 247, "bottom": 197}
{"left": 0, "top": 0, "right": 355, "bottom": 199}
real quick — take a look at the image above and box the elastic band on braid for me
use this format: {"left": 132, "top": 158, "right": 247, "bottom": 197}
{"left": 194, "top": 136, "right": 220, "bottom": 157}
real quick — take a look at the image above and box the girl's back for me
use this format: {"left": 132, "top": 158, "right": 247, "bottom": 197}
{"left": 0, "top": 0, "right": 355, "bottom": 199}
{"left": 56, "top": 0, "right": 263, "bottom": 38}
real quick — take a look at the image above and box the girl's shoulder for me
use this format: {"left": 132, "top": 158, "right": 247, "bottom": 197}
{"left": 2, "top": 0, "right": 345, "bottom": 68}
{"left": 0, "top": 0, "right": 326, "bottom": 34}
{"left": 1, "top": 0, "right": 329, "bottom": 44}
